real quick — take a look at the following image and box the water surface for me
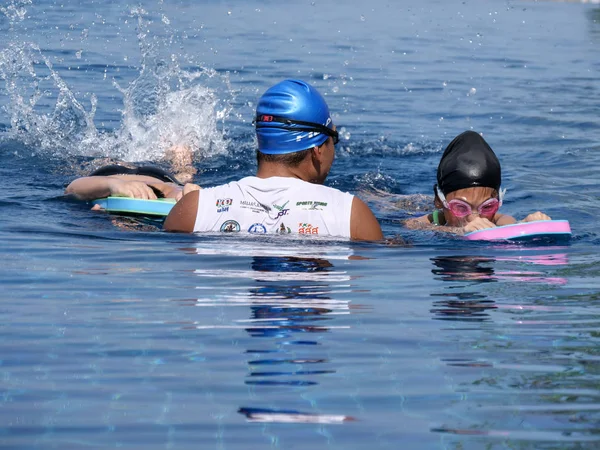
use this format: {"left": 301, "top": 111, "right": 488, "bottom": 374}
{"left": 1, "top": 0, "right": 599, "bottom": 448}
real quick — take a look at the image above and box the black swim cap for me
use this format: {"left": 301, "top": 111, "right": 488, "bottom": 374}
{"left": 89, "top": 164, "right": 182, "bottom": 185}
{"left": 436, "top": 131, "right": 501, "bottom": 195}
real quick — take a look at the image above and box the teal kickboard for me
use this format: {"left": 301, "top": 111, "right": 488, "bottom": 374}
{"left": 92, "top": 197, "right": 176, "bottom": 217}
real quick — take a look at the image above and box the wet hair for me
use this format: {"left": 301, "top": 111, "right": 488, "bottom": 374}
{"left": 256, "top": 149, "right": 311, "bottom": 167}
{"left": 89, "top": 164, "right": 182, "bottom": 185}
{"left": 436, "top": 131, "right": 501, "bottom": 196}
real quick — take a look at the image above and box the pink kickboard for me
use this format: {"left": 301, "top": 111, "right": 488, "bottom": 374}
{"left": 464, "top": 220, "right": 571, "bottom": 241}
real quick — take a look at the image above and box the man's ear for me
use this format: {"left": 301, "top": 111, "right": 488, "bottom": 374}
{"left": 311, "top": 145, "right": 323, "bottom": 161}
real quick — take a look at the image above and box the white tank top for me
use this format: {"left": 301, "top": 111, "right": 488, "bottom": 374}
{"left": 193, "top": 176, "right": 354, "bottom": 238}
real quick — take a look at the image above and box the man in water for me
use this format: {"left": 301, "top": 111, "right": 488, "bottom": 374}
{"left": 164, "top": 79, "right": 383, "bottom": 241}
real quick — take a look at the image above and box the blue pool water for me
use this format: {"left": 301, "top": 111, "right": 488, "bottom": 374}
{"left": 1, "top": 0, "right": 600, "bottom": 448}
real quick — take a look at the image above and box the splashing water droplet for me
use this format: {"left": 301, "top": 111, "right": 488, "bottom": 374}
{"left": 0, "top": 0, "right": 32, "bottom": 25}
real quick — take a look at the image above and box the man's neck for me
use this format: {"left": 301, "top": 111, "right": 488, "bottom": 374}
{"left": 256, "top": 162, "right": 310, "bottom": 181}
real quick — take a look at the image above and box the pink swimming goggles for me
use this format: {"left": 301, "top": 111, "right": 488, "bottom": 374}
{"left": 436, "top": 185, "right": 506, "bottom": 218}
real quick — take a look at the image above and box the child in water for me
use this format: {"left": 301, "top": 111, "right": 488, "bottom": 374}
{"left": 404, "top": 131, "right": 550, "bottom": 234}
{"left": 65, "top": 144, "right": 200, "bottom": 205}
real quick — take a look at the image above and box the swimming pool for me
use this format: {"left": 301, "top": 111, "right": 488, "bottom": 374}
{"left": 1, "top": 0, "right": 599, "bottom": 448}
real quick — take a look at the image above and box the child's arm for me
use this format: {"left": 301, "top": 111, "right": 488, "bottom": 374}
{"left": 404, "top": 214, "right": 482, "bottom": 235}
{"left": 404, "top": 214, "right": 464, "bottom": 234}
{"left": 403, "top": 214, "right": 434, "bottom": 230}
{"left": 65, "top": 176, "right": 159, "bottom": 201}
{"left": 495, "top": 211, "right": 551, "bottom": 225}
{"left": 495, "top": 213, "right": 517, "bottom": 226}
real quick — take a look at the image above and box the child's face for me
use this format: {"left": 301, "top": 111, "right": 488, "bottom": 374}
{"left": 436, "top": 187, "right": 499, "bottom": 227}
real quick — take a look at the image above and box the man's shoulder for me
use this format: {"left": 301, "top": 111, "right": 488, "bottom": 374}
{"left": 206, "top": 176, "right": 353, "bottom": 200}
{"left": 254, "top": 176, "right": 352, "bottom": 195}
{"left": 202, "top": 178, "right": 249, "bottom": 191}
{"left": 305, "top": 181, "right": 353, "bottom": 199}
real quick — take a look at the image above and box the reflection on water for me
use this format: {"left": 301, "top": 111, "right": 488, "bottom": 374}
{"left": 430, "top": 252, "right": 571, "bottom": 322}
{"left": 189, "top": 242, "right": 360, "bottom": 424}
{"left": 429, "top": 252, "right": 570, "bottom": 321}
{"left": 245, "top": 256, "right": 342, "bottom": 387}
{"left": 430, "top": 256, "right": 498, "bottom": 322}
{"left": 238, "top": 407, "right": 354, "bottom": 424}
{"left": 431, "top": 256, "right": 497, "bottom": 283}
{"left": 428, "top": 250, "right": 600, "bottom": 443}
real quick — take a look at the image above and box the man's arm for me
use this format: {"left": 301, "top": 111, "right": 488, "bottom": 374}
{"left": 350, "top": 197, "right": 384, "bottom": 241}
{"left": 163, "top": 190, "right": 199, "bottom": 232}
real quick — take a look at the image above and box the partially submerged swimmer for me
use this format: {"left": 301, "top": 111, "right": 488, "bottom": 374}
{"left": 404, "top": 131, "right": 550, "bottom": 234}
{"left": 65, "top": 145, "right": 200, "bottom": 206}
{"left": 66, "top": 163, "right": 185, "bottom": 202}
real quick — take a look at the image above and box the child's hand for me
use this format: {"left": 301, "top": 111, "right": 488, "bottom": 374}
{"left": 521, "top": 211, "right": 551, "bottom": 222}
{"left": 463, "top": 217, "right": 496, "bottom": 233}
{"left": 147, "top": 182, "right": 184, "bottom": 200}
{"left": 153, "top": 183, "right": 199, "bottom": 202}
{"left": 108, "top": 179, "right": 158, "bottom": 200}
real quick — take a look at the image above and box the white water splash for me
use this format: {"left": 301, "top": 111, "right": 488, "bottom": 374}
{"left": 0, "top": 8, "right": 232, "bottom": 163}
{"left": 0, "top": 42, "right": 98, "bottom": 152}
{"left": 112, "top": 58, "right": 230, "bottom": 162}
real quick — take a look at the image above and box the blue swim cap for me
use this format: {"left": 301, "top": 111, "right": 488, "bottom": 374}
{"left": 255, "top": 79, "right": 334, "bottom": 154}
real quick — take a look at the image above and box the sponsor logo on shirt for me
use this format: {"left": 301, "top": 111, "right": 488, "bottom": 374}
{"left": 298, "top": 223, "right": 319, "bottom": 235}
{"left": 276, "top": 222, "right": 291, "bottom": 234}
{"left": 240, "top": 200, "right": 265, "bottom": 213}
{"left": 220, "top": 220, "right": 240, "bottom": 232}
{"left": 272, "top": 201, "right": 289, "bottom": 211}
{"left": 248, "top": 223, "right": 267, "bottom": 234}
{"left": 296, "top": 200, "right": 328, "bottom": 210}
{"left": 216, "top": 198, "right": 233, "bottom": 213}
{"left": 272, "top": 200, "right": 290, "bottom": 218}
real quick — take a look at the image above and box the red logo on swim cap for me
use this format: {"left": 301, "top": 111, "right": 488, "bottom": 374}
{"left": 260, "top": 115, "right": 274, "bottom": 122}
